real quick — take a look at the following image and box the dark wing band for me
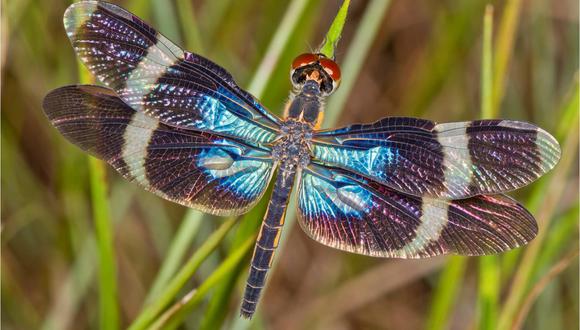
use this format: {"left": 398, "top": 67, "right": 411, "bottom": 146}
{"left": 43, "top": 85, "right": 274, "bottom": 216}
{"left": 312, "top": 117, "right": 560, "bottom": 198}
{"left": 297, "top": 164, "right": 537, "bottom": 258}
{"left": 64, "top": 1, "right": 280, "bottom": 145}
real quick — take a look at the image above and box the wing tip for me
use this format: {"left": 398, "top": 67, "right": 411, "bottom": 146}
{"left": 42, "top": 85, "right": 121, "bottom": 126}
{"left": 497, "top": 119, "right": 562, "bottom": 172}
{"left": 63, "top": 1, "right": 137, "bottom": 38}
{"left": 63, "top": 1, "right": 99, "bottom": 38}
{"left": 475, "top": 194, "right": 538, "bottom": 253}
{"left": 42, "top": 86, "right": 74, "bottom": 119}
{"left": 535, "top": 127, "right": 562, "bottom": 173}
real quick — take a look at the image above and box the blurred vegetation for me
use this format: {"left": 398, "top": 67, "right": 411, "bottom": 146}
{"left": 2, "top": 0, "right": 578, "bottom": 329}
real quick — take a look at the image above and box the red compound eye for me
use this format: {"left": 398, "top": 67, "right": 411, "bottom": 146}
{"left": 291, "top": 53, "right": 319, "bottom": 69}
{"left": 319, "top": 57, "right": 341, "bottom": 83}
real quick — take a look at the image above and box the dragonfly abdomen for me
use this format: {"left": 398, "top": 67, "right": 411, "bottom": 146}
{"left": 241, "top": 168, "right": 296, "bottom": 318}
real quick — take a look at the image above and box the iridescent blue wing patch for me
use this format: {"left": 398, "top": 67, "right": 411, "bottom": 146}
{"left": 297, "top": 164, "right": 537, "bottom": 258}
{"left": 63, "top": 1, "right": 280, "bottom": 146}
{"left": 312, "top": 117, "right": 560, "bottom": 199}
{"left": 43, "top": 85, "right": 274, "bottom": 216}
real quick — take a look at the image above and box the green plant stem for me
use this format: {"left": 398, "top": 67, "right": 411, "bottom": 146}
{"left": 481, "top": 5, "right": 494, "bottom": 119}
{"left": 149, "top": 235, "right": 257, "bottom": 329}
{"left": 425, "top": 256, "right": 467, "bottom": 330}
{"left": 533, "top": 205, "right": 579, "bottom": 277}
{"left": 175, "top": 0, "right": 204, "bottom": 51}
{"left": 128, "top": 218, "right": 237, "bottom": 330}
{"left": 318, "top": 0, "right": 350, "bottom": 59}
{"left": 477, "top": 6, "right": 500, "bottom": 330}
{"left": 87, "top": 157, "right": 119, "bottom": 330}
{"left": 267, "top": 1, "right": 392, "bottom": 324}
{"left": 491, "top": 0, "right": 522, "bottom": 112}
{"left": 478, "top": 256, "right": 500, "bottom": 330}
{"left": 323, "top": 0, "right": 391, "bottom": 127}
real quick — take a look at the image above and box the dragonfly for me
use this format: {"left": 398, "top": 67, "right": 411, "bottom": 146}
{"left": 43, "top": 1, "right": 561, "bottom": 319}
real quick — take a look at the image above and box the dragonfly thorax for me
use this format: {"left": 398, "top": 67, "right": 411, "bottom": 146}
{"left": 285, "top": 80, "right": 326, "bottom": 128}
{"left": 272, "top": 119, "right": 312, "bottom": 170}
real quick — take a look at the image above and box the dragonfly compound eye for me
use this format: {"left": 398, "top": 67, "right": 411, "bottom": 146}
{"left": 291, "top": 53, "right": 319, "bottom": 70}
{"left": 318, "top": 57, "right": 341, "bottom": 86}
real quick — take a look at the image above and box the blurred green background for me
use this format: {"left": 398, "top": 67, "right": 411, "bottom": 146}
{"left": 2, "top": 0, "right": 578, "bottom": 329}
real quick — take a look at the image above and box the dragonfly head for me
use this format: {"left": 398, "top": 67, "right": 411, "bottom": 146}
{"left": 290, "top": 53, "right": 341, "bottom": 96}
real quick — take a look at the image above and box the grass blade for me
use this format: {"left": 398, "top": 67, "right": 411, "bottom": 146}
{"left": 477, "top": 256, "right": 500, "bottom": 330}
{"left": 149, "top": 235, "right": 256, "bottom": 329}
{"left": 402, "top": 2, "right": 487, "bottom": 117}
{"left": 480, "top": 5, "right": 494, "bottom": 119}
{"left": 87, "top": 157, "right": 119, "bottom": 330}
{"left": 128, "top": 218, "right": 237, "bottom": 330}
{"left": 491, "top": 0, "right": 523, "bottom": 112}
{"left": 144, "top": 213, "right": 203, "bottom": 304}
{"left": 512, "top": 249, "right": 579, "bottom": 329}
{"left": 41, "top": 183, "right": 134, "bottom": 330}
{"left": 477, "top": 6, "right": 500, "bottom": 330}
{"left": 199, "top": 203, "right": 270, "bottom": 328}
{"left": 534, "top": 205, "right": 579, "bottom": 277}
{"left": 247, "top": 0, "right": 310, "bottom": 97}
{"left": 175, "top": 0, "right": 204, "bottom": 51}
{"left": 425, "top": 256, "right": 467, "bottom": 330}
{"left": 41, "top": 235, "right": 97, "bottom": 330}
{"left": 425, "top": 4, "right": 502, "bottom": 329}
